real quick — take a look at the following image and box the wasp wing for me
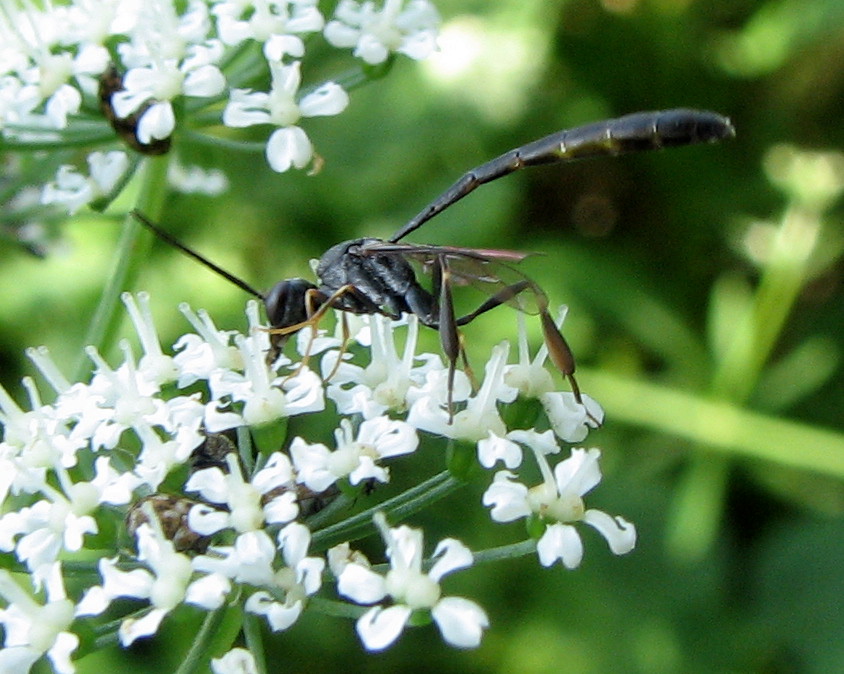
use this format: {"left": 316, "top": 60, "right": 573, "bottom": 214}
{"left": 360, "top": 241, "right": 548, "bottom": 315}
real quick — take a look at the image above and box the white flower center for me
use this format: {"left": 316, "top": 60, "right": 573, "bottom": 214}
{"left": 150, "top": 554, "right": 192, "bottom": 610}
{"left": 228, "top": 481, "right": 264, "bottom": 532}
{"left": 28, "top": 599, "right": 74, "bottom": 651}
{"left": 152, "top": 62, "right": 185, "bottom": 101}
{"left": 527, "top": 484, "right": 584, "bottom": 523}
{"left": 68, "top": 482, "right": 100, "bottom": 515}
{"left": 386, "top": 568, "right": 441, "bottom": 609}
{"left": 327, "top": 444, "right": 361, "bottom": 477}
{"left": 268, "top": 90, "right": 301, "bottom": 126}
{"left": 39, "top": 53, "right": 73, "bottom": 97}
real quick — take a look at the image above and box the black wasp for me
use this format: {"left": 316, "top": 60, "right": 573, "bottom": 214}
{"left": 134, "top": 108, "right": 734, "bottom": 417}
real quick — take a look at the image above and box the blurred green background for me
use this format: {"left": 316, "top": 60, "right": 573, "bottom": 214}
{"left": 7, "top": 0, "right": 844, "bottom": 672}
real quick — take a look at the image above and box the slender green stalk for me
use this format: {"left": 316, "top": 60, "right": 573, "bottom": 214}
{"left": 308, "top": 596, "right": 368, "bottom": 619}
{"left": 243, "top": 612, "right": 268, "bottom": 674}
{"left": 663, "top": 196, "right": 827, "bottom": 561}
{"left": 310, "top": 471, "right": 462, "bottom": 552}
{"left": 583, "top": 367, "right": 844, "bottom": 477}
{"left": 174, "top": 606, "right": 231, "bottom": 674}
{"left": 73, "top": 155, "right": 171, "bottom": 379}
{"left": 472, "top": 539, "right": 537, "bottom": 565}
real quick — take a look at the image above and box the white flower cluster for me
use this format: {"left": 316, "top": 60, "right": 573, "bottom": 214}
{"left": 0, "top": 0, "right": 441, "bottom": 215}
{"left": 0, "top": 294, "right": 634, "bottom": 671}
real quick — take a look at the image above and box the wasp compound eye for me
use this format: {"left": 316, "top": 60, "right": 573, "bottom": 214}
{"left": 264, "top": 278, "right": 318, "bottom": 330}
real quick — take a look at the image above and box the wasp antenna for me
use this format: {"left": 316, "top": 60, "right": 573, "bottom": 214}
{"left": 130, "top": 209, "right": 265, "bottom": 301}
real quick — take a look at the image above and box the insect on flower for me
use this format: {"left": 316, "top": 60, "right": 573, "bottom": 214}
{"left": 99, "top": 65, "right": 173, "bottom": 156}
{"left": 133, "top": 108, "right": 734, "bottom": 419}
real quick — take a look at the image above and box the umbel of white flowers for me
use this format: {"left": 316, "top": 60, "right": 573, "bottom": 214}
{"left": 0, "top": 293, "right": 635, "bottom": 672}
{"left": 1, "top": 0, "right": 444, "bottom": 225}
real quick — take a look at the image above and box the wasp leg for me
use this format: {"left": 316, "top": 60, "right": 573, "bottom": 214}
{"left": 451, "top": 280, "right": 599, "bottom": 426}
{"left": 267, "top": 284, "right": 396, "bottom": 385}
{"left": 537, "top": 309, "right": 601, "bottom": 426}
{"left": 457, "top": 331, "right": 478, "bottom": 390}
{"left": 323, "top": 311, "right": 351, "bottom": 383}
{"left": 454, "top": 280, "right": 533, "bottom": 327}
{"left": 269, "top": 284, "right": 353, "bottom": 337}
{"left": 271, "top": 285, "right": 349, "bottom": 379}
{"left": 275, "top": 287, "right": 331, "bottom": 381}
{"left": 438, "top": 258, "right": 460, "bottom": 421}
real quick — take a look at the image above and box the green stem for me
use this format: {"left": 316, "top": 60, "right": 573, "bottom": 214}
{"left": 242, "top": 612, "right": 268, "bottom": 674}
{"left": 310, "top": 470, "right": 462, "bottom": 552}
{"left": 711, "top": 204, "right": 821, "bottom": 402}
{"left": 582, "top": 367, "right": 844, "bottom": 478}
{"left": 174, "top": 606, "right": 232, "bottom": 674}
{"left": 0, "top": 130, "right": 116, "bottom": 150}
{"left": 472, "top": 539, "right": 537, "bottom": 565}
{"left": 666, "top": 457, "right": 729, "bottom": 561}
{"left": 308, "top": 596, "right": 368, "bottom": 619}
{"left": 667, "top": 200, "right": 825, "bottom": 561}
{"left": 73, "top": 155, "right": 171, "bottom": 379}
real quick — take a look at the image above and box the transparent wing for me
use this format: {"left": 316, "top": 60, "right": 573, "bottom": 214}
{"left": 361, "top": 241, "right": 548, "bottom": 315}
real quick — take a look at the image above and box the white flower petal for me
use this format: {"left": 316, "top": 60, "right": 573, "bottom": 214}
{"left": 119, "top": 607, "right": 168, "bottom": 646}
{"left": 482, "top": 471, "right": 531, "bottom": 522}
{"left": 348, "top": 456, "right": 389, "bottom": 485}
{"left": 431, "top": 596, "right": 488, "bottom": 648}
{"left": 337, "top": 563, "right": 387, "bottom": 604}
{"left": 185, "top": 466, "right": 229, "bottom": 503}
{"left": 212, "top": 647, "right": 258, "bottom": 674}
{"left": 211, "top": 648, "right": 258, "bottom": 674}
{"left": 537, "top": 522, "right": 583, "bottom": 569}
{"left": 252, "top": 452, "right": 295, "bottom": 493}
{"left": 298, "top": 82, "right": 349, "bottom": 118}
{"left": 553, "top": 448, "right": 602, "bottom": 498}
{"left": 324, "top": 21, "right": 360, "bottom": 48}
{"left": 75, "top": 585, "right": 110, "bottom": 616}
{"left": 290, "top": 437, "right": 335, "bottom": 492}
{"left": 278, "top": 522, "right": 311, "bottom": 566}
{"left": 263, "top": 34, "right": 306, "bottom": 61}
{"left": 541, "top": 392, "right": 603, "bottom": 442}
{"left": 397, "top": 31, "right": 438, "bottom": 60}
{"left": 507, "top": 429, "right": 559, "bottom": 456}
{"left": 297, "top": 556, "right": 325, "bottom": 596}
{"left": 47, "top": 631, "right": 78, "bottom": 674}
{"left": 354, "top": 34, "right": 390, "bottom": 65}
{"left": 263, "top": 491, "right": 298, "bottom": 524}
{"left": 583, "top": 509, "right": 637, "bottom": 555}
{"left": 204, "top": 402, "right": 243, "bottom": 433}
{"left": 45, "top": 85, "right": 81, "bottom": 128}
{"left": 266, "top": 126, "right": 313, "bottom": 172}
{"left": 429, "top": 538, "right": 473, "bottom": 582}
{"left": 223, "top": 90, "right": 271, "bottom": 127}
{"left": 97, "top": 558, "right": 154, "bottom": 603}
{"left": 186, "top": 573, "right": 231, "bottom": 609}
{"left": 477, "top": 432, "right": 521, "bottom": 469}
{"left": 356, "top": 604, "right": 412, "bottom": 651}
{"left": 136, "top": 102, "right": 175, "bottom": 143}
{"left": 245, "top": 592, "right": 302, "bottom": 631}
{"left": 87, "top": 150, "right": 129, "bottom": 193}
{"left": 358, "top": 416, "right": 418, "bottom": 458}
{"left": 110, "top": 87, "right": 149, "bottom": 118}
{"left": 187, "top": 504, "right": 230, "bottom": 536}
{"left": 183, "top": 64, "right": 226, "bottom": 97}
